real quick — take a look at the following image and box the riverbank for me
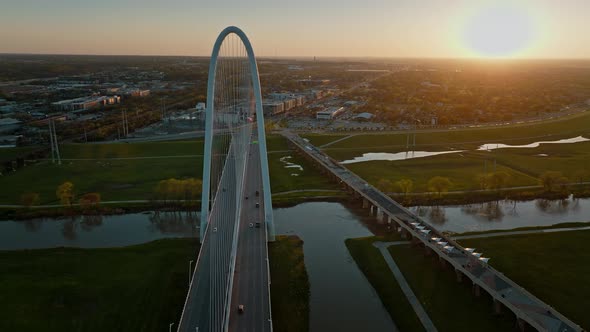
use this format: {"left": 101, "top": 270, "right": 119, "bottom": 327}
{"left": 458, "top": 229, "right": 590, "bottom": 330}
{"left": 269, "top": 235, "right": 310, "bottom": 332}
{"left": 0, "top": 238, "right": 199, "bottom": 332}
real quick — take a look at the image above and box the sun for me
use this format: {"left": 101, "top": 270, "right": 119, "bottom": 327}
{"left": 461, "top": 5, "right": 536, "bottom": 58}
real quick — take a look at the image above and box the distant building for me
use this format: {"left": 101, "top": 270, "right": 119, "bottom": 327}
{"left": 316, "top": 106, "right": 344, "bottom": 120}
{"left": 262, "top": 101, "right": 284, "bottom": 116}
{"left": 0, "top": 118, "right": 22, "bottom": 134}
{"left": 51, "top": 95, "right": 120, "bottom": 112}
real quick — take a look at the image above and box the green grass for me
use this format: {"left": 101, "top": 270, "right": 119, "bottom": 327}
{"left": 61, "top": 140, "right": 204, "bottom": 158}
{"left": 459, "top": 230, "right": 590, "bottom": 330}
{"left": 0, "top": 146, "right": 40, "bottom": 162}
{"left": 0, "top": 157, "right": 203, "bottom": 204}
{"left": 0, "top": 136, "right": 338, "bottom": 205}
{"left": 300, "top": 134, "right": 353, "bottom": 147}
{"left": 269, "top": 235, "right": 310, "bottom": 332}
{"left": 326, "top": 111, "right": 590, "bottom": 152}
{"left": 456, "top": 221, "right": 590, "bottom": 236}
{"left": 388, "top": 244, "right": 515, "bottom": 332}
{"left": 0, "top": 238, "right": 199, "bottom": 332}
{"left": 345, "top": 153, "right": 538, "bottom": 192}
{"left": 345, "top": 236, "right": 425, "bottom": 332}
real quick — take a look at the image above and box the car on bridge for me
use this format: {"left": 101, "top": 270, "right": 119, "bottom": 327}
{"left": 238, "top": 304, "right": 244, "bottom": 314}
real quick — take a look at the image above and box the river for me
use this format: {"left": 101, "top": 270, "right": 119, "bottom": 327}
{"left": 0, "top": 202, "right": 396, "bottom": 332}
{"left": 411, "top": 196, "right": 590, "bottom": 233}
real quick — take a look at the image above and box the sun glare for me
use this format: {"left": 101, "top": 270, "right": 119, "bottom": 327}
{"left": 461, "top": 5, "right": 536, "bottom": 58}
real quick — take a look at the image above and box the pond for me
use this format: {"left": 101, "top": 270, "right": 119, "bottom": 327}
{"left": 411, "top": 196, "right": 590, "bottom": 233}
{"left": 340, "top": 150, "right": 462, "bottom": 164}
{"left": 477, "top": 135, "right": 589, "bottom": 151}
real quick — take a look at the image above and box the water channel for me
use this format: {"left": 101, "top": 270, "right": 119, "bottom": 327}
{"left": 0, "top": 202, "right": 396, "bottom": 332}
{"left": 411, "top": 196, "right": 590, "bottom": 233}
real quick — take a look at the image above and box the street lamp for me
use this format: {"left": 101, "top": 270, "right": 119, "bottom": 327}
{"left": 169, "top": 322, "right": 174, "bottom": 332}
{"left": 189, "top": 260, "right": 194, "bottom": 285}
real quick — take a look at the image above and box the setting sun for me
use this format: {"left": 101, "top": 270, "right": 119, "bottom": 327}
{"left": 461, "top": 4, "right": 537, "bottom": 58}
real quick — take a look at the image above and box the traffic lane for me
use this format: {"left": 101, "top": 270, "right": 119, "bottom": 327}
{"left": 228, "top": 144, "right": 269, "bottom": 332}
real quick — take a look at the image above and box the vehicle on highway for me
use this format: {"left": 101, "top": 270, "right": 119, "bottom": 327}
{"left": 249, "top": 223, "right": 253, "bottom": 228}
{"left": 238, "top": 304, "right": 244, "bottom": 314}
{"left": 255, "top": 190, "right": 259, "bottom": 197}
{"left": 255, "top": 222, "right": 261, "bottom": 228}
{"left": 245, "top": 196, "right": 248, "bottom": 199}
{"left": 255, "top": 202, "right": 259, "bottom": 208}
{"left": 213, "top": 227, "right": 218, "bottom": 232}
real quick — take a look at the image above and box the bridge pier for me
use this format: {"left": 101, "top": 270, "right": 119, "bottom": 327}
{"left": 438, "top": 255, "right": 447, "bottom": 269}
{"left": 455, "top": 269, "right": 463, "bottom": 283}
{"left": 369, "top": 205, "right": 375, "bottom": 216}
{"left": 473, "top": 283, "right": 481, "bottom": 297}
{"left": 376, "top": 207, "right": 384, "bottom": 223}
{"left": 493, "top": 298, "right": 502, "bottom": 315}
{"left": 400, "top": 227, "right": 409, "bottom": 239}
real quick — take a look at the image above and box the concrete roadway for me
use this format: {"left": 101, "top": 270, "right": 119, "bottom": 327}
{"left": 178, "top": 146, "right": 238, "bottom": 332}
{"left": 228, "top": 136, "right": 271, "bottom": 332}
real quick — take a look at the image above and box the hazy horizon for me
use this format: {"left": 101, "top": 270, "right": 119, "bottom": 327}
{"left": 1, "top": 0, "right": 589, "bottom": 59}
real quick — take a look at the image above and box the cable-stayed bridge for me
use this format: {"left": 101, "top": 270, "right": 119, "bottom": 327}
{"left": 177, "top": 26, "right": 274, "bottom": 332}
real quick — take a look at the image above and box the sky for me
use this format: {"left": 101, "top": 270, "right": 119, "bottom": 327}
{"left": 1, "top": 0, "right": 589, "bottom": 59}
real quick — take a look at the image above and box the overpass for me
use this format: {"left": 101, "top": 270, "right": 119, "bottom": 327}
{"left": 177, "top": 26, "right": 274, "bottom": 332}
{"left": 283, "top": 131, "right": 584, "bottom": 332}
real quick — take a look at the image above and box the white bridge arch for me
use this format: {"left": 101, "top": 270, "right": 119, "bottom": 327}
{"left": 200, "top": 26, "right": 275, "bottom": 242}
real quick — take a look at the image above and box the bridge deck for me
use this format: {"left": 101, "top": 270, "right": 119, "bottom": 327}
{"left": 283, "top": 131, "right": 583, "bottom": 332}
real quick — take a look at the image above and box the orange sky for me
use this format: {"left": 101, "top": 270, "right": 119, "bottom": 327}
{"left": 1, "top": 0, "right": 588, "bottom": 58}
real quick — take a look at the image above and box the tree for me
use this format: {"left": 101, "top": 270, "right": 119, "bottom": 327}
{"left": 79, "top": 193, "right": 101, "bottom": 210}
{"left": 20, "top": 192, "right": 40, "bottom": 208}
{"left": 488, "top": 171, "right": 510, "bottom": 191}
{"left": 377, "top": 179, "right": 394, "bottom": 192}
{"left": 428, "top": 176, "right": 452, "bottom": 197}
{"left": 395, "top": 179, "right": 413, "bottom": 196}
{"left": 539, "top": 171, "right": 568, "bottom": 192}
{"left": 56, "top": 181, "right": 74, "bottom": 206}
{"left": 476, "top": 173, "right": 490, "bottom": 190}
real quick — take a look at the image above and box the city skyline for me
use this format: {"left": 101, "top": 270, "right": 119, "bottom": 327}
{"left": 1, "top": 0, "right": 589, "bottom": 59}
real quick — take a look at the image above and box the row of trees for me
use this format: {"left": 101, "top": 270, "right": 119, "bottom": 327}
{"left": 377, "top": 176, "right": 453, "bottom": 197}
{"left": 375, "top": 169, "right": 581, "bottom": 198}
{"left": 20, "top": 181, "right": 101, "bottom": 209}
{"left": 153, "top": 178, "right": 202, "bottom": 202}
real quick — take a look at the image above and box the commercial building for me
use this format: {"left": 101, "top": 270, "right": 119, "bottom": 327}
{"left": 262, "top": 101, "right": 284, "bottom": 116}
{"left": 316, "top": 106, "right": 344, "bottom": 120}
{"left": 51, "top": 95, "right": 120, "bottom": 112}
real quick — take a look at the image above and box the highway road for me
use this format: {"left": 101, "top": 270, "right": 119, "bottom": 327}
{"left": 178, "top": 144, "right": 239, "bottom": 332}
{"left": 178, "top": 128, "right": 272, "bottom": 332}
{"left": 228, "top": 136, "right": 271, "bottom": 332}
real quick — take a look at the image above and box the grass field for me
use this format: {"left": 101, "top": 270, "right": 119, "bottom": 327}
{"left": 269, "top": 235, "right": 310, "bottom": 332}
{"left": 345, "top": 153, "right": 539, "bottom": 192}
{"left": 459, "top": 230, "right": 590, "bottom": 330}
{"left": 0, "top": 135, "right": 339, "bottom": 205}
{"left": 0, "top": 238, "right": 198, "bottom": 332}
{"left": 345, "top": 236, "right": 425, "bottom": 332}
{"left": 300, "top": 114, "right": 590, "bottom": 194}
{"left": 388, "top": 244, "right": 517, "bottom": 332}
{"left": 0, "top": 146, "right": 40, "bottom": 162}
{"left": 310, "top": 111, "right": 590, "bottom": 155}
